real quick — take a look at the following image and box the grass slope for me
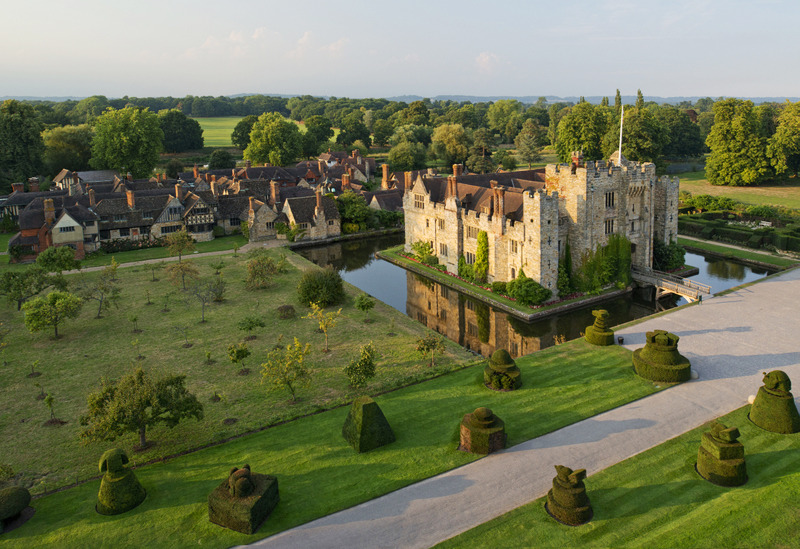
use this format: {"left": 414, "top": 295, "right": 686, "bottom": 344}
{"left": 678, "top": 237, "right": 799, "bottom": 268}
{"left": 0, "top": 339, "right": 663, "bottom": 548}
{"left": 0, "top": 248, "right": 476, "bottom": 494}
{"left": 437, "top": 405, "right": 800, "bottom": 549}
{"left": 680, "top": 170, "right": 800, "bottom": 209}
{"left": 193, "top": 117, "right": 243, "bottom": 147}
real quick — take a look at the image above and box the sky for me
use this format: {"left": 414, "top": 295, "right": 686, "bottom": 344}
{"left": 2, "top": 0, "right": 799, "bottom": 100}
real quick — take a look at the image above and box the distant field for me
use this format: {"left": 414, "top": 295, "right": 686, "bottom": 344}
{"left": 679, "top": 170, "right": 800, "bottom": 209}
{"left": 193, "top": 116, "right": 242, "bottom": 147}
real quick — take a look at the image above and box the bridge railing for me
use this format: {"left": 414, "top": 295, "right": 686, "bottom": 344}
{"left": 631, "top": 266, "right": 711, "bottom": 294}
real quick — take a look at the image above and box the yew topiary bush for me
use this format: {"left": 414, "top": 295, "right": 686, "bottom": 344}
{"left": 545, "top": 465, "right": 593, "bottom": 526}
{"left": 632, "top": 330, "right": 691, "bottom": 383}
{"left": 584, "top": 309, "right": 615, "bottom": 346}
{"left": 342, "top": 396, "right": 395, "bottom": 453}
{"left": 749, "top": 370, "right": 800, "bottom": 434}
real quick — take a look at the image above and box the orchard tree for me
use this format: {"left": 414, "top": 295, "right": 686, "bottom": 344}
{"left": 261, "top": 337, "right": 311, "bottom": 402}
{"left": 75, "top": 266, "right": 122, "bottom": 318}
{"left": 166, "top": 261, "right": 199, "bottom": 290}
{"left": 42, "top": 124, "right": 93, "bottom": 176}
{"left": 158, "top": 109, "right": 204, "bottom": 152}
{"left": 90, "top": 106, "right": 163, "bottom": 178}
{"left": 231, "top": 115, "right": 259, "bottom": 150}
{"left": 0, "top": 100, "right": 45, "bottom": 191}
{"left": 37, "top": 245, "right": 81, "bottom": 274}
{"left": 344, "top": 342, "right": 376, "bottom": 388}
{"left": 22, "top": 291, "right": 83, "bottom": 338}
{"left": 0, "top": 266, "right": 62, "bottom": 310}
{"left": 237, "top": 315, "right": 266, "bottom": 339}
{"left": 431, "top": 123, "right": 471, "bottom": 167}
{"left": 165, "top": 229, "right": 195, "bottom": 262}
{"left": 227, "top": 342, "right": 251, "bottom": 375}
{"left": 80, "top": 368, "right": 204, "bottom": 449}
{"left": 706, "top": 99, "right": 772, "bottom": 186}
{"left": 303, "top": 302, "right": 341, "bottom": 352}
{"left": 245, "top": 112, "right": 303, "bottom": 166}
{"left": 354, "top": 293, "right": 375, "bottom": 321}
{"left": 416, "top": 334, "right": 445, "bottom": 368}
{"left": 768, "top": 101, "right": 800, "bottom": 177}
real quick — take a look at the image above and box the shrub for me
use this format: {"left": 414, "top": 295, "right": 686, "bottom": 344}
{"left": 344, "top": 342, "right": 376, "bottom": 388}
{"left": 0, "top": 486, "right": 31, "bottom": 523}
{"left": 277, "top": 305, "right": 295, "bottom": 319}
{"left": 212, "top": 226, "right": 225, "bottom": 237}
{"left": 297, "top": 267, "right": 345, "bottom": 307}
{"left": 342, "top": 396, "right": 395, "bottom": 453}
{"left": 410, "top": 241, "right": 434, "bottom": 262}
{"left": 473, "top": 231, "right": 489, "bottom": 283}
{"left": 632, "top": 329, "right": 691, "bottom": 382}
{"left": 546, "top": 466, "right": 592, "bottom": 525}
{"left": 342, "top": 222, "right": 361, "bottom": 234}
{"left": 96, "top": 448, "right": 146, "bottom": 515}
{"left": 458, "top": 255, "right": 474, "bottom": 282}
{"left": 207, "top": 467, "right": 279, "bottom": 535}
{"left": 749, "top": 370, "right": 800, "bottom": 434}
{"left": 491, "top": 281, "right": 507, "bottom": 295}
{"left": 507, "top": 271, "right": 551, "bottom": 307}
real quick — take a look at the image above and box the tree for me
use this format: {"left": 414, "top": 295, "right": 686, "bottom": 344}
{"left": 22, "top": 291, "right": 83, "bottom": 338}
{"left": 602, "top": 107, "right": 668, "bottom": 166}
{"left": 372, "top": 119, "right": 394, "bottom": 146}
{"left": 166, "top": 261, "right": 199, "bottom": 290}
{"left": 337, "top": 112, "right": 372, "bottom": 148}
{"left": 228, "top": 342, "right": 251, "bottom": 375}
{"left": 515, "top": 119, "right": 546, "bottom": 168}
{"left": 149, "top": 261, "right": 165, "bottom": 282}
{"left": 354, "top": 293, "right": 375, "bottom": 321}
{"left": 208, "top": 150, "right": 236, "bottom": 170}
{"left": 555, "top": 102, "right": 609, "bottom": 161}
{"left": 37, "top": 245, "right": 81, "bottom": 274}
{"left": 487, "top": 99, "right": 524, "bottom": 142}
{"left": 466, "top": 128, "right": 494, "bottom": 174}
{"left": 302, "top": 115, "right": 334, "bottom": 157}
{"left": 636, "top": 89, "right": 645, "bottom": 109}
{"left": 245, "top": 255, "right": 278, "bottom": 290}
{"left": 42, "top": 124, "right": 93, "bottom": 176}
{"left": 336, "top": 190, "right": 373, "bottom": 227}
{"left": 705, "top": 99, "right": 772, "bottom": 186}
{"left": 164, "top": 229, "right": 195, "bottom": 262}
{"left": 90, "top": 106, "right": 163, "bottom": 178}
{"left": 68, "top": 95, "right": 110, "bottom": 124}
{"left": 0, "top": 266, "right": 60, "bottom": 310}
{"left": 244, "top": 112, "right": 303, "bottom": 166}
{"left": 493, "top": 150, "right": 517, "bottom": 171}
{"left": 387, "top": 141, "right": 426, "bottom": 171}
{"left": 431, "top": 124, "right": 471, "bottom": 167}
{"left": 44, "top": 392, "right": 57, "bottom": 421}
{"left": 231, "top": 115, "right": 259, "bottom": 150}
{"left": 80, "top": 368, "right": 203, "bottom": 449}
{"left": 165, "top": 158, "right": 184, "bottom": 179}
{"left": 473, "top": 231, "right": 489, "bottom": 283}
{"left": 395, "top": 101, "right": 430, "bottom": 127}
{"left": 344, "top": 342, "right": 376, "bottom": 388}
{"left": 416, "top": 334, "right": 445, "bottom": 368}
{"left": 189, "top": 279, "right": 217, "bottom": 323}
{"left": 0, "top": 100, "right": 45, "bottom": 192}
{"left": 75, "top": 266, "right": 121, "bottom": 318}
{"left": 653, "top": 107, "right": 704, "bottom": 158}
{"left": 261, "top": 337, "right": 311, "bottom": 402}
{"left": 304, "top": 301, "right": 342, "bottom": 352}
{"left": 237, "top": 316, "right": 266, "bottom": 339}
{"left": 158, "top": 109, "right": 204, "bottom": 153}
{"left": 614, "top": 89, "right": 622, "bottom": 114}
{"left": 768, "top": 101, "right": 800, "bottom": 177}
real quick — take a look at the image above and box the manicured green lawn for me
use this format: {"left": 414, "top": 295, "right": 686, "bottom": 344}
{"left": 0, "top": 338, "right": 663, "bottom": 548}
{"left": 0, "top": 248, "right": 477, "bottom": 494}
{"left": 680, "top": 170, "right": 800, "bottom": 209}
{"left": 437, "top": 405, "right": 800, "bottom": 548}
{"left": 0, "top": 232, "right": 12, "bottom": 253}
{"left": 192, "top": 117, "right": 243, "bottom": 147}
{"left": 678, "top": 237, "right": 799, "bottom": 268}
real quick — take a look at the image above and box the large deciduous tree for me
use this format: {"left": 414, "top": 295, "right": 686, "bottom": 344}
{"left": 431, "top": 124, "right": 471, "bottom": 167}
{"left": 705, "top": 99, "right": 772, "bottom": 186}
{"left": 0, "top": 100, "right": 45, "bottom": 191}
{"left": 387, "top": 141, "right": 426, "bottom": 171}
{"left": 244, "top": 112, "right": 303, "bottom": 166}
{"left": 42, "top": 124, "right": 93, "bottom": 176}
{"left": 487, "top": 99, "right": 524, "bottom": 142}
{"left": 90, "top": 106, "right": 163, "bottom": 178}
{"left": 555, "top": 102, "right": 609, "bottom": 162}
{"left": 302, "top": 115, "right": 334, "bottom": 158}
{"left": 231, "top": 115, "right": 259, "bottom": 150}
{"left": 653, "top": 107, "right": 704, "bottom": 158}
{"left": 336, "top": 112, "right": 372, "bottom": 148}
{"left": 22, "top": 291, "right": 83, "bottom": 339}
{"left": 768, "top": 101, "right": 800, "bottom": 177}
{"left": 158, "top": 109, "right": 204, "bottom": 153}
{"left": 602, "top": 107, "right": 668, "bottom": 166}
{"left": 164, "top": 229, "right": 195, "bottom": 262}
{"left": 80, "top": 368, "right": 203, "bottom": 449}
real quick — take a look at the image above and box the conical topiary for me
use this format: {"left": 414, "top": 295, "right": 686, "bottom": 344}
{"left": 632, "top": 329, "right": 691, "bottom": 382}
{"left": 696, "top": 422, "right": 747, "bottom": 486}
{"left": 483, "top": 349, "right": 522, "bottom": 390}
{"left": 459, "top": 407, "right": 506, "bottom": 454}
{"left": 750, "top": 370, "right": 800, "bottom": 434}
{"left": 584, "top": 309, "right": 614, "bottom": 346}
{"left": 545, "top": 465, "right": 592, "bottom": 525}
{"left": 96, "top": 448, "right": 146, "bottom": 515}
{"left": 342, "top": 396, "right": 396, "bottom": 453}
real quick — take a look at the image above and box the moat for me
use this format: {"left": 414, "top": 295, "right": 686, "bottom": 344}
{"left": 297, "top": 234, "right": 775, "bottom": 358}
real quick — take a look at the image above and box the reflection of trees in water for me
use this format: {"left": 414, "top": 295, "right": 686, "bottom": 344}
{"left": 297, "top": 234, "right": 404, "bottom": 272}
{"left": 706, "top": 259, "right": 746, "bottom": 281}
{"left": 475, "top": 302, "right": 490, "bottom": 343}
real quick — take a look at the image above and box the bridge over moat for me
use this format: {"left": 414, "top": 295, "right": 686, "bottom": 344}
{"left": 631, "top": 265, "right": 712, "bottom": 302}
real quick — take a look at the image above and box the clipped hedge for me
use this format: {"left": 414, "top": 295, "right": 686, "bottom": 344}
{"left": 208, "top": 466, "right": 279, "bottom": 535}
{"left": 0, "top": 486, "right": 31, "bottom": 525}
{"left": 696, "top": 422, "right": 747, "bottom": 487}
{"left": 749, "top": 371, "right": 800, "bottom": 434}
{"left": 342, "top": 396, "right": 395, "bottom": 453}
{"left": 459, "top": 407, "right": 506, "bottom": 455}
{"left": 483, "top": 349, "right": 522, "bottom": 391}
{"left": 584, "top": 309, "right": 614, "bottom": 346}
{"left": 632, "top": 330, "right": 691, "bottom": 383}
{"left": 545, "top": 465, "right": 592, "bottom": 526}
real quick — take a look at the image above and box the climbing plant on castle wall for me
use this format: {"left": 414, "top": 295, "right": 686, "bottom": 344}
{"left": 573, "top": 235, "right": 632, "bottom": 294}
{"left": 474, "top": 231, "right": 489, "bottom": 283}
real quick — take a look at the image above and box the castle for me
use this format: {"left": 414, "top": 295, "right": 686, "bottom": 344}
{"left": 403, "top": 151, "right": 679, "bottom": 296}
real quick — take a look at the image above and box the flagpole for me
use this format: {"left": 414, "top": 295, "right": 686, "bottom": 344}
{"left": 618, "top": 104, "right": 624, "bottom": 164}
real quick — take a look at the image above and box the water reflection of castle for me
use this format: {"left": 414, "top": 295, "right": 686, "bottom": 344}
{"left": 405, "top": 272, "right": 669, "bottom": 359}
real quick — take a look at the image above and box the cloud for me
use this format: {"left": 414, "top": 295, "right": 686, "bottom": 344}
{"left": 289, "top": 31, "right": 312, "bottom": 59}
{"left": 321, "top": 37, "right": 348, "bottom": 57}
{"left": 475, "top": 52, "right": 500, "bottom": 73}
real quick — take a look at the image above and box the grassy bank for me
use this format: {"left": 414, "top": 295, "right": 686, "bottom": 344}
{"left": 678, "top": 237, "right": 799, "bottom": 268}
{"left": 437, "top": 405, "right": 800, "bottom": 548}
{"left": 679, "top": 170, "right": 800, "bottom": 209}
{"left": 0, "top": 338, "right": 665, "bottom": 548}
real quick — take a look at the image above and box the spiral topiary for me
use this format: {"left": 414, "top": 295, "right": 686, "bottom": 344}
{"left": 696, "top": 422, "right": 747, "bottom": 487}
{"left": 342, "top": 396, "right": 395, "bottom": 453}
{"left": 483, "top": 349, "right": 522, "bottom": 390}
{"left": 208, "top": 465, "right": 279, "bottom": 534}
{"left": 545, "top": 465, "right": 592, "bottom": 525}
{"left": 0, "top": 486, "right": 32, "bottom": 532}
{"left": 749, "top": 370, "right": 800, "bottom": 434}
{"left": 459, "top": 407, "right": 506, "bottom": 454}
{"left": 96, "top": 448, "right": 146, "bottom": 515}
{"left": 632, "top": 329, "right": 691, "bottom": 382}
{"left": 584, "top": 309, "right": 615, "bottom": 346}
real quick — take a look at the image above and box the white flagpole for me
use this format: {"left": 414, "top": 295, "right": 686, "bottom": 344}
{"left": 618, "top": 104, "right": 624, "bottom": 164}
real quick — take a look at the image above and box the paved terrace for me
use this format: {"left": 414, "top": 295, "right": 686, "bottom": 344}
{"left": 247, "top": 267, "right": 800, "bottom": 549}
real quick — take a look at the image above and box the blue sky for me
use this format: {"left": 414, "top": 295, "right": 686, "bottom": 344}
{"left": 2, "top": 0, "right": 798, "bottom": 99}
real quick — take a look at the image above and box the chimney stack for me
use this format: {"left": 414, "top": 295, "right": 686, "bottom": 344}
{"left": 315, "top": 187, "right": 323, "bottom": 216}
{"left": 496, "top": 186, "right": 505, "bottom": 218}
{"left": 11, "top": 182, "right": 24, "bottom": 193}
{"left": 453, "top": 164, "right": 463, "bottom": 177}
{"left": 342, "top": 173, "right": 351, "bottom": 190}
{"left": 211, "top": 180, "right": 218, "bottom": 197}
{"left": 381, "top": 164, "right": 389, "bottom": 188}
{"left": 44, "top": 198, "right": 55, "bottom": 224}
{"left": 89, "top": 188, "right": 96, "bottom": 207}
{"left": 245, "top": 159, "right": 252, "bottom": 169}
{"left": 126, "top": 190, "right": 135, "bottom": 209}
{"left": 270, "top": 181, "right": 280, "bottom": 206}
{"left": 193, "top": 164, "right": 199, "bottom": 178}
{"left": 447, "top": 175, "right": 457, "bottom": 199}
{"left": 404, "top": 171, "right": 412, "bottom": 188}
{"left": 211, "top": 174, "right": 216, "bottom": 182}
{"left": 317, "top": 160, "right": 326, "bottom": 175}
{"left": 28, "top": 177, "right": 40, "bottom": 192}
{"left": 248, "top": 196, "right": 255, "bottom": 216}
{"left": 175, "top": 184, "right": 182, "bottom": 200}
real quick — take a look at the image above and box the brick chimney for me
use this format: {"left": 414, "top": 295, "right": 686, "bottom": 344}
{"left": 211, "top": 174, "right": 216, "bottom": 183}
{"left": 270, "top": 181, "right": 280, "bottom": 207}
{"left": 11, "top": 182, "right": 24, "bottom": 193}
{"left": 351, "top": 149, "right": 358, "bottom": 160}
{"left": 315, "top": 186, "right": 323, "bottom": 216}
{"left": 496, "top": 186, "right": 505, "bottom": 218}
{"left": 175, "top": 184, "right": 182, "bottom": 201}
{"left": 126, "top": 190, "right": 135, "bottom": 209}
{"left": 89, "top": 188, "right": 96, "bottom": 207}
{"left": 193, "top": 164, "right": 199, "bottom": 178}
{"left": 245, "top": 159, "right": 252, "bottom": 169}
{"left": 347, "top": 167, "right": 354, "bottom": 180}
{"left": 317, "top": 160, "right": 326, "bottom": 175}
{"left": 453, "top": 164, "right": 463, "bottom": 177}
{"left": 447, "top": 175, "right": 458, "bottom": 199}
{"left": 44, "top": 198, "right": 55, "bottom": 224}
{"left": 381, "top": 164, "right": 389, "bottom": 188}
{"left": 210, "top": 180, "right": 218, "bottom": 197}
{"left": 248, "top": 196, "right": 255, "bottom": 216}
{"left": 28, "top": 177, "right": 40, "bottom": 192}
{"left": 404, "top": 171, "right": 412, "bottom": 188}
{"left": 342, "top": 173, "right": 351, "bottom": 190}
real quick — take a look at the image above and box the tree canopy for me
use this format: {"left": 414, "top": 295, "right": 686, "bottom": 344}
{"left": 158, "top": 109, "right": 204, "bottom": 153}
{"left": 90, "top": 106, "right": 163, "bottom": 178}
{"left": 42, "top": 124, "right": 93, "bottom": 176}
{"left": 230, "top": 115, "right": 259, "bottom": 150}
{"left": 555, "top": 102, "right": 609, "bottom": 162}
{"left": 705, "top": 99, "right": 772, "bottom": 186}
{"left": 768, "top": 100, "right": 800, "bottom": 176}
{"left": 22, "top": 290, "right": 83, "bottom": 338}
{"left": 0, "top": 100, "right": 45, "bottom": 192}
{"left": 430, "top": 123, "right": 471, "bottom": 167}
{"left": 244, "top": 113, "right": 303, "bottom": 166}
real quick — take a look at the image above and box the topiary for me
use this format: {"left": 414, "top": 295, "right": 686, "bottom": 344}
{"left": 483, "top": 349, "right": 522, "bottom": 390}
{"left": 749, "top": 370, "right": 800, "bottom": 434}
{"left": 459, "top": 407, "right": 506, "bottom": 454}
{"left": 696, "top": 422, "right": 747, "bottom": 486}
{"left": 545, "top": 465, "right": 592, "bottom": 525}
{"left": 0, "top": 486, "right": 31, "bottom": 526}
{"left": 632, "top": 330, "right": 691, "bottom": 383}
{"left": 277, "top": 305, "right": 296, "bottom": 319}
{"left": 584, "top": 309, "right": 615, "bottom": 346}
{"left": 297, "top": 267, "right": 345, "bottom": 307}
{"left": 208, "top": 465, "right": 279, "bottom": 534}
{"left": 342, "top": 396, "right": 395, "bottom": 453}
{"left": 96, "top": 448, "right": 146, "bottom": 515}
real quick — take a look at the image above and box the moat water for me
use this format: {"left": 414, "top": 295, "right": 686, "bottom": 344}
{"left": 296, "top": 234, "right": 775, "bottom": 358}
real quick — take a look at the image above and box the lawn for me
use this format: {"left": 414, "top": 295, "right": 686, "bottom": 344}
{"left": 1, "top": 232, "right": 11, "bottom": 254}
{"left": 0, "top": 338, "right": 665, "bottom": 548}
{"left": 677, "top": 237, "right": 799, "bottom": 268}
{"left": 679, "top": 170, "right": 800, "bottom": 209}
{"left": 192, "top": 117, "right": 242, "bottom": 147}
{"left": 436, "top": 405, "right": 800, "bottom": 549}
{"left": 0, "top": 247, "right": 477, "bottom": 495}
